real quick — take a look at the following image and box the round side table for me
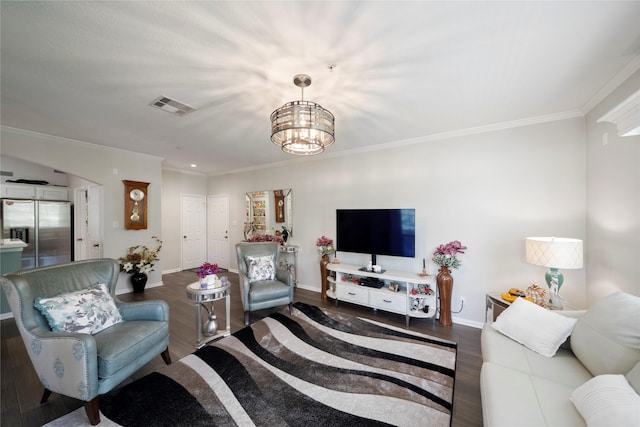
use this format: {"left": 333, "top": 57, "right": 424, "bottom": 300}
{"left": 185, "top": 282, "right": 231, "bottom": 349}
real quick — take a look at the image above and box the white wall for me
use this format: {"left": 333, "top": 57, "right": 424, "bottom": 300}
{"left": 585, "top": 70, "right": 640, "bottom": 303}
{"left": 0, "top": 155, "right": 69, "bottom": 186}
{"left": 1, "top": 126, "right": 164, "bottom": 293}
{"left": 208, "top": 117, "right": 587, "bottom": 325}
{"left": 161, "top": 168, "right": 208, "bottom": 272}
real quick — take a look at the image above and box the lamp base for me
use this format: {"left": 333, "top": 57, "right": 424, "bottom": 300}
{"left": 546, "top": 280, "right": 565, "bottom": 310}
{"left": 545, "top": 268, "right": 564, "bottom": 290}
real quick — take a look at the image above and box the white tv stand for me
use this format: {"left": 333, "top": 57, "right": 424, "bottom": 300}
{"left": 326, "top": 263, "right": 437, "bottom": 326}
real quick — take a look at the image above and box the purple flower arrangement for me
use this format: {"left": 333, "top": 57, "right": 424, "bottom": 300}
{"left": 316, "top": 236, "right": 335, "bottom": 256}
{"left": 432, "top": 240, "right": 467, "bottom": 269}
{"left": 197, "top": 262, "right": 220, "bottom": 279}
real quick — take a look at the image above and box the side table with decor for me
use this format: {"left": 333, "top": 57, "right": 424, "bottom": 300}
{"left": 185, "top": 280, "right": 231, "bottom": 349}
{"left": 485, "top": 291, "right": 576, "bottom": 322}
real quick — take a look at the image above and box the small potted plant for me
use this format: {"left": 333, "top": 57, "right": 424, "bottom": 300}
{"left": 197, "top": 262, "right": 220, "bottom": 289}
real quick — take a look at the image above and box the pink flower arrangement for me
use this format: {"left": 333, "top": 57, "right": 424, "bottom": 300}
{"left": 316, "top": 236, "right": 335, "bottom": 256}
{"left": 197, "top": 262, "right": 219, "bottom": 279}
{"left": 244, "top": 234, "right": 284, "bottom": 245}
{"left": 432, "top": 240, "right": 467, "bottom": 269}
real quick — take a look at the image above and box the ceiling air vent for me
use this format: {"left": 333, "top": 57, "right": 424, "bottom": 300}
{"left": 149, "top": 96, "right": 196, "bottom": 116}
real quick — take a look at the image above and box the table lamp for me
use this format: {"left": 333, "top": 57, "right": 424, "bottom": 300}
{"left": 525, "top": 237, "right": 583, "bottom": 309}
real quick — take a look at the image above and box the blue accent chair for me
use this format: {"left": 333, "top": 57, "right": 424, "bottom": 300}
{"left": 236, "top": 242, "right": 294, "bottom": 326}
{"left": 0, "top": 258, "right": 171, "bottom": 425}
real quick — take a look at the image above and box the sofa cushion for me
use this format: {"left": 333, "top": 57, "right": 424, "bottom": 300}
{"left": 248, "top": 279, "right": 290, "bottom": 303}
{"left": 492, "top": 297, "right": 577, "bottom": 357}
{"left": 93, "top": 320, "right": 169, "bottom": 379}
{"left": 570, "top": 374, "right": 640, "bottom": 427}
{"left": 34, "top": 283, "right": 123, "bottom": 334}
{"left": 570, "top": 292, "right": 640, "bottom": 376}
{"left": 481, "top": 362, "right": 586, "bottom": 427}
{"left": 481, "top": 324, "right": 593, "bottom": 387}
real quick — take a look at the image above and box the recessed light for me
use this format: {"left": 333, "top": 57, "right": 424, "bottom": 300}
{"left": 190, "top": 164, "right": 197, "bottom": 168}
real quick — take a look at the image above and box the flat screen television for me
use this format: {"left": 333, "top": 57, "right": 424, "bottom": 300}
{"left": 336, "top": 209, "right": 415, "bottom": 265}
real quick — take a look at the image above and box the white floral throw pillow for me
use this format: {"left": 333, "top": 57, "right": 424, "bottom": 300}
{"left": 34, "top": 283, "right": 123, "bottom": 334}
{"left": 245, "top": 255, "right": 275, "bottom": 283}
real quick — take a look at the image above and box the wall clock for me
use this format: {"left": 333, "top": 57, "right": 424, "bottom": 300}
{"left": 123, "top": 180, "right": 149, "bottom": 230}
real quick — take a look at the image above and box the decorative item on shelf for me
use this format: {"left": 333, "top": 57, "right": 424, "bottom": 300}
{"left": 317, "top": 236, "right": 336, "bottom": 300}
{"left": 410, "top": 283, "right": 435, "bottom": 296}
{"left": 525, "top": 237, "right": 583, "bottom": 309}
{"left": 419, "top": 258, "right": 429, "bottom": 277}
{"left": 432, "top": 240, "right": 467, "bottom": 326}
{"left": 501, "top": 288, "right": 533, "bottom": 303}
{"left": 525, "top": 282, "right": 547, "bottom": 307}
{"left": 281, "top": 226, "right": 290, "bottom": 243}
{"left": 119, "top": 236, "right": 162, "bottom": 293}
{"left": 197, "top": 262, "right": 220, "bottom": 289}
{"left": 270, "top": 73, "right": 335, "bottom": 155}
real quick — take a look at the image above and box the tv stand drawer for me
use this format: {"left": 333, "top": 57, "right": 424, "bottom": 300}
{"left": 370, "top": 291, "right": 405, "bottom": 313}
{"left": 337, "top": 285, "right": 368, "bottom": 305}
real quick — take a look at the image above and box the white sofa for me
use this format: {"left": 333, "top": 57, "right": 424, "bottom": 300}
{"left": 481, "top": 292, "right": 640, "bottom": 427}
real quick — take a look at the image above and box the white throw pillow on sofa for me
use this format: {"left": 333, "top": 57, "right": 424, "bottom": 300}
{"left": 492, "top": 297, "right": 577, "bottom": 357}
{"left": 571, "top": 374, "right": 640, "bottom": 427}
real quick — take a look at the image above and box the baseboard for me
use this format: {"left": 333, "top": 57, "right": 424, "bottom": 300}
{"left": 162, "top": 267, "right": 182, "bottom": 274}
{"left": 452, "top": 316, "right": 483, "bottom": 329}
{"left": 295, "top": 283, "right": 318, "bottom": 293}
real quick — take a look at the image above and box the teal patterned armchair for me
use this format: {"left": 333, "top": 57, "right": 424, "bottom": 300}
{"left": 236, "top": 242, "right": 294, "bottom": 326}
{"left": 0, "top": 258, "right": 171, "bottom": 425}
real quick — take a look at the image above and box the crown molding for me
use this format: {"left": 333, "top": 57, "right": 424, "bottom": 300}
{"left": 582, "top": 55, "right": 640, "bottom": 114}
{"left": 597, "top": 88, "right": 640, "bottom": 137}
{"left": 0, "top": 125, "right": 164, "bottom": 161}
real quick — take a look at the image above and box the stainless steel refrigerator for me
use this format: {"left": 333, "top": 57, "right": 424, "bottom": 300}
{"left": 1, "top": 199, "right": 72, "bottom": 269}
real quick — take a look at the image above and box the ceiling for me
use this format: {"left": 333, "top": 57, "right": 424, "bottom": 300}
{"left": 2, "top": 1, "right": 639, "bottom": 176}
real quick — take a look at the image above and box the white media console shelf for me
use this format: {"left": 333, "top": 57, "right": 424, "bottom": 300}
{"left": 326, "top": 263, "right": 437, "bottom": 326}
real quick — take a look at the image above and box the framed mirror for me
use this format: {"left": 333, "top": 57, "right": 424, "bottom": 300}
{"left": 245, "top": 189, "right": 292, "bottom": 240}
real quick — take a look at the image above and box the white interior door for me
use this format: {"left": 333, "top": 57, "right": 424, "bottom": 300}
{"left": 87, "top": 185, "right": 104, "bottom": 259}
{"left": 207, "top": 194, "right": 230, "bottom": 269}
{"left": 74, "top": 188, "right": 88, "bottom": 260}
{"left": 73, "top": 185, "right": 103, "bottom": 260}
{"left": 182, "top": 194, "right": 206, "bottom": 269}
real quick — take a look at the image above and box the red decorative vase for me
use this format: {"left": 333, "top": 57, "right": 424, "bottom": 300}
{"left": 436, "top": 266, "right": 453, "bottom": 326}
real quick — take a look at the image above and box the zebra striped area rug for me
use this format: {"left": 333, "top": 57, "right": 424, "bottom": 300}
{"left": 47, "top": 302, "right": 457, "bottom": 427}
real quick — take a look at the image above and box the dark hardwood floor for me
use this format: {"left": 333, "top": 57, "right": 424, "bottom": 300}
{"left": 1, "top": 270, "right": 483, "bottom": 426}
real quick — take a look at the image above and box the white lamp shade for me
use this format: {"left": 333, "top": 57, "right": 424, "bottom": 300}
{"left": 525, "top": 237, "right": 583, "bottom": 269}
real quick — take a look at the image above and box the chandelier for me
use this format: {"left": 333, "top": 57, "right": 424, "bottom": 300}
{"left": 270, "top": 74, "right": 335, "bottom": 155}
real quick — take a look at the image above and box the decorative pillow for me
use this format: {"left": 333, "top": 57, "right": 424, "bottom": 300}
{"left": 34, "top": 283, "right": 123, "bottom": 334}
{"left": 570, "top": 292, "right": 640, "bottom": 377}
{"left": 244, "top": 255, "right": 275, "bottom": 283}
{"left": 571, "top": 374, "right": 640, "bottom": 427}
{"left": 492, "top": 296, "right": 577, "bottom": 357}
